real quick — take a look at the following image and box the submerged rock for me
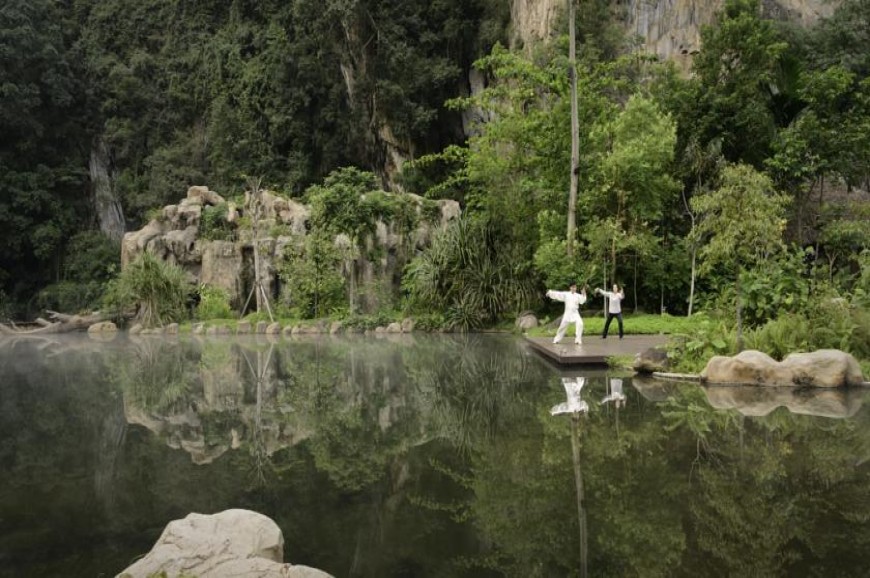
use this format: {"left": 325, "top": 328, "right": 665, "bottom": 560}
{"left": 116, "top": 509, "right": 332, "bottom": 578}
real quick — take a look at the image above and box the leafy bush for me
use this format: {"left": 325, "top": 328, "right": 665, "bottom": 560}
{"left": 200, "top": 203, "right": 236, "bottom": 241}
{"left": 307, "top": 167, "right": 378, "bottom": 238}
{"left": 403, "top": 217, "right": 536, "bottom": 327}
{"left": 64, "top": 232, "right": 120, "bottom": 284}
{"left": 744, "top": 313, "right": 811, "bottom": 359}
{"left": 36, "top": 232, "right": 121, "bottom": 313}
{"left": 279, "top": 233, "right": 346, "bottom": 318}
{"left": 342, "top": 312, "right": 399, "bottom": 331}
{"left": 103, "top": 252, "right": 191, "bottom": 327}
{"left": 37, "top": 281, "right": 105, "bottom": 314}
{"left": 739, "top": 247, "right": 812, "bottom": 326}
{"left": 412, "top": 312, "right": 447, "bottom": 332}
{"left": 196, "top": 285, "right": 234, "bottom": 320}
{"left": 667, "top": 314, "right": 737, "bottom": 373}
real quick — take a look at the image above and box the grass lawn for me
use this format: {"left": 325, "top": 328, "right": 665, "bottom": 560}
{"left": 525, "top": 312, "right": 699, "bottom": 338}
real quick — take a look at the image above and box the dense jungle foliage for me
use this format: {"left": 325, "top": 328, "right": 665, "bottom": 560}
{"left": 1, "top": 0, "right": 868, "bottom": 363}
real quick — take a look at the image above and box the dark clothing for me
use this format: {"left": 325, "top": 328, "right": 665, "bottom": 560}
{"left": 602, "top": 312, "right": 623, "bottom": 339}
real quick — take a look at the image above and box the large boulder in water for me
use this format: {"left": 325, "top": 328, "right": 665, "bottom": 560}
{"left": 116, "top": 509, "right": 332, "bottom": 578}
{"left": 701, "top": 349, "right": 864, "bottom": 387}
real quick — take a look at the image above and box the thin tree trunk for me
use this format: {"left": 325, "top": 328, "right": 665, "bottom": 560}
{"left": 566, "top": 0, "right": 579, "bottom": 257}
{"left": 688, "top": 243, "right": 697, "bottom": 316}
{"left": 735, "top": 270, "right": 744, "bottom": 352}
{"left": 633, "top": 252, "right": 638, "bottom": 314}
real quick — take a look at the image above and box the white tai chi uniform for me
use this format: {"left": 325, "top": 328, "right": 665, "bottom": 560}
{"left": 546, "top": 289, "right": 587, "bottom": 344}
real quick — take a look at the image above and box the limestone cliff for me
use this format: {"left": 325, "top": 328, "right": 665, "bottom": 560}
{"left": 623, "top": 0, "right": 837, "bottom": 70}
{"left": 506, "top": 0, "right": 838, "bottom": 65}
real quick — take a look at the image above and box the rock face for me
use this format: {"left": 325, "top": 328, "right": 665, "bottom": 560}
{"left": 623, "top": 0, "right": 837, "bottom": 71}
{"left": 122, "top": 186, "right": 460, "bottom": 313}
{"left": 511, "top": 0, "right": 560, "bottom": 51}
{"left": 116, "top": 509, "right": 333, "bottom": 578}
{"left": 507, "top": 1, "right": 837, "bottom": 70}
{"left": 701, "top": 349, "right": 864, "bottom": 387}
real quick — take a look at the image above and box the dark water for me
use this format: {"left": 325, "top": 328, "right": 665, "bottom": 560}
{"left": 0, "top": 334, "right": 868, "bottom": 578}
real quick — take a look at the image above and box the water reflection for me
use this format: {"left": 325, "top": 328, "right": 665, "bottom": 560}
{"left": 0, "top": 335, "right": 868, "bottom": 578}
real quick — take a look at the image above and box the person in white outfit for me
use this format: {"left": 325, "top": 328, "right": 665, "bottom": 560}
{"left": 595, "top": 284, "right": 625, "bottom": 339}
{"left": 546, "top": 283, "right": 587, "bottom": 345}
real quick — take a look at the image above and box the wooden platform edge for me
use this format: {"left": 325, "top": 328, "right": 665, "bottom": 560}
{"left": 523, "top": 336, "right": 612, "bottom": 365}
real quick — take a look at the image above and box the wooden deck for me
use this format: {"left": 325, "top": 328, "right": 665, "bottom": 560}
{"left": 524, "top": 334, "right": 670, "bottom": 366}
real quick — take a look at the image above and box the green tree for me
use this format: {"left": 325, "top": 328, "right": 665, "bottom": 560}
{"left": 280, "top": 232, "right": 347, "bottom": 319}
{"left": 682, "top": 0, "right": 790, "bottom": 168}
{"left": 403, "top": 217, "right": 536, "bottom": 330}
{"left": 766, "top": 67, "right": 870, "bottom": 243}
{"left": 582, "top": 94, "right": 678, "bottom": 292}
{"left": 307, "top": 167, "right": 379, "bottom": 313}
{"left": 691, "top": 163, "right": 791, "bottom": 349}
{"left": 0, "top": 0, "right": 92, "bottom": 311}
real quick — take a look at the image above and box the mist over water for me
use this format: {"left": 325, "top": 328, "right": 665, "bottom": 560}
{"left": 0, "top": 334, "right": 867, "bottom": 577}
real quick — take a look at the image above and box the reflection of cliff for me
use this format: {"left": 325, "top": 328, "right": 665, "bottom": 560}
{"left": 702, "top": 385, "right": 865, "bottom": 419}
{"left": 118, "top": 340, "right": 313, "bottom": 465}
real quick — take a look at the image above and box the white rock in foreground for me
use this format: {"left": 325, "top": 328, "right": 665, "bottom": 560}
{"left": 117, "top": 509, "right": 332, "bottom": 578}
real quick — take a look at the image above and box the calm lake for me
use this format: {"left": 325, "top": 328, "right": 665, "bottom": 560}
{"left": 0, "top": 334, "right": 867, "bottom": 577}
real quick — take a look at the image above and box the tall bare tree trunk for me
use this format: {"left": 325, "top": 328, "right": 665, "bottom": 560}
{"left": 735, "top": 269, "right": 744, "bottom": 352}
{"left": 688, "top": 243, "right": 697, "bottom": 316}
{"left": 566, "top": 0, "right": 579, "bottom": 257}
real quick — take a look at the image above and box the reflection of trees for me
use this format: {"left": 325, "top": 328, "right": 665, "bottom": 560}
{"left": 455, "top": 373, "right": 689, "bottom": 578}
{"left": 669, "top": 387, "right": 870, "bottom": 576}
{"left": 411, "top": 335, "right": 540, "bottom": 453}
{"left": 3, "top": 335, "right": 869, "bottom": 576}
{"left": 0, "top": 338, "right": 132, "bottom": 575}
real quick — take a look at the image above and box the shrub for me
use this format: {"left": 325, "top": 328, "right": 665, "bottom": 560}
{"left": 200, "top": 203, "right": 235, "bottom": 241}
{"left": 403, "top": 217, "right": 536, "bottom": 325}
{"left": 37, "top": 281, "right": 106, "bottom": 314}
{"left": 667, "top": 314, "right": 737, "bottom": 373}
{"left": 279, "top": 233, "right": 346, "bottom": 319}
{"left": 196, "top": 285, "right": 234, "bottom": 320}
{"left": 744, "top": 313, "right": 811, "bottom": 360}
{"left": 103, "top": 252, "right": 191, "bottom": 327}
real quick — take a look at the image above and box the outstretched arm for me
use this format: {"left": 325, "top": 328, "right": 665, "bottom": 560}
{"left": 546, "top": 290, "right": 567, "bottom": 302}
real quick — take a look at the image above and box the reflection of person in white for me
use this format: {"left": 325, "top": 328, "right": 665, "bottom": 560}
{"left": 600, "top": 377, "right": 626, "bottom": 408}
{"left": 550, "top": 377, "right": 588, "bottom": 415}
{"left": 546, "top": 283, "right": 587, "bottom": 345}
{"left": 595, "top": 284, "right": 624, "bottom": 339}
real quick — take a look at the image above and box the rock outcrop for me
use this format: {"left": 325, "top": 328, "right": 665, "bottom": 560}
{"left": 116, "top": 509, "right": 332, "bottom": 578}
{"left": 701, "top": 349, "right": 864, "bottom": 387}
{"left": 623, "top": 0, "right": 836, "bottom": 71}
{"left": 122, "top": 186, "right": 460, "bottom": 313}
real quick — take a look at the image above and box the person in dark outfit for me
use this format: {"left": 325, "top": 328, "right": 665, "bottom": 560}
{"left": 595, "top": 284, "right": 624, "bottom": 339}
